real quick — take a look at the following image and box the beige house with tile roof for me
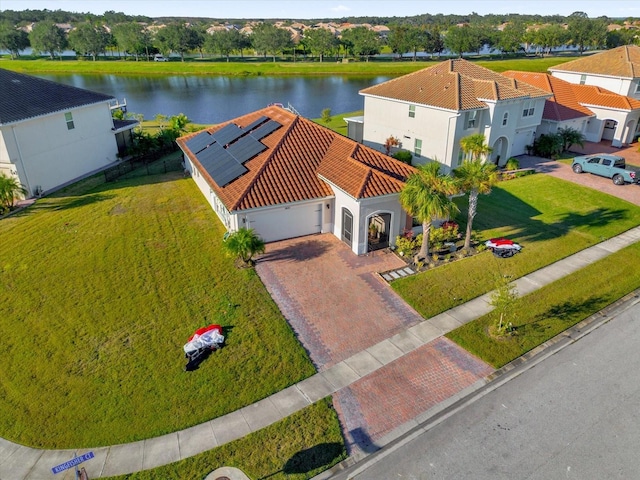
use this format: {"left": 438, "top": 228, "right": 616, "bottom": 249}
{"left": 548, "top": 45, "right": 640, "bottom": 101}
{"left": 356, "top": 59, "right": 551, "bottom": 171}
{"left": 504, "top": 71, "right": 640, "bottom": 147}
{"left": 177, "top": 105, "right": 416, "bottom": 255}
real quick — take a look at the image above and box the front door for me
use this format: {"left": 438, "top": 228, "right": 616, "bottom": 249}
{"left": 342, "top": 208, "right": 353, "bottom": 247}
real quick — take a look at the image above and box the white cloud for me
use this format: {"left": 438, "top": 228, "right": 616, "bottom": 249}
{"left": 330, "top": 5, "right": 351, "bottom": 13}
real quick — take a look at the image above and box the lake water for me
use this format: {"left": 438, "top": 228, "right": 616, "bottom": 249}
{"left": 36, "top": 74, "right": 393, "bottom": 124}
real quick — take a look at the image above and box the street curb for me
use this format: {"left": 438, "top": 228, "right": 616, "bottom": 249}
{"left": 317, "top": 288, "right": 640, "bottom": 479}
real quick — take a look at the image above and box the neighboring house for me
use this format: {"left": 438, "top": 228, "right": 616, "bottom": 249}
{"left": 177, "top": 105, "right": 416, "bottom": 255}
{"left": 0, "top": 68, "right": 137, "bottom": 197}
{"left": 548, "top": 45, "right": 640, "bottom": 101}
{"left": 354, "top": 59, "right": 551, "bottom": 171}
{"left": 503, "top": 71, "right": 640, "bottom": 147}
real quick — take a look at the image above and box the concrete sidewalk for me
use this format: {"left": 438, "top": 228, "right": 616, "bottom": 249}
{"left": 1, "top": 226, "right": 639, "bottom": 479}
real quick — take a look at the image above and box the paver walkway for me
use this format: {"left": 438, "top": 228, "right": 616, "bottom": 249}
{"left": 1, "top": 226, "right": 639, "bottom": 479}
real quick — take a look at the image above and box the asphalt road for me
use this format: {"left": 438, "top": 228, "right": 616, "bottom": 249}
{"left": 340, "top": 300, "right": 640, "bottom": 480}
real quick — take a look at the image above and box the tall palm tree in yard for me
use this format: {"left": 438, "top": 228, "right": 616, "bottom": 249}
{"left": 459, "top": 133, "right": 493, "bottom": 163}
{"left": 400, "top": 162, "right": 459, "bottom": 260}
{"left": 454, "top": 138, "right": 499, "bottom": 250}
{"left": 0, "top": 173, "right": 27, "bottom": 214}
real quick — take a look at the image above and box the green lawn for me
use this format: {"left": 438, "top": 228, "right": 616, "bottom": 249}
{"left": 105, "top": 399, "right": 346, "bottom": 480}
{"left": 0, "top": 165, "right": 318, "bottom": 449}
{"left": 392, "top": 174, "right": 640, "bottom": 319}
{"left": 0, "top": 55, "right": 578, "bottom": 76}
{"left": 446, "top": 242, "right": 640, "bottom": 368}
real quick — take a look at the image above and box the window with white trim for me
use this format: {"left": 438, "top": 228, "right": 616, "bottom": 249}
{"left": 502, "top": 112, "right": 509, "bottom": 126}
{"left": 414, "top": 138, "right": 422, "bottom": 157}
{"left": 465, "top": 110, "right": 478, "bottom": 129}
{"left": 65, "top": 112, "right": 75, "bottom": 130}
{"left": 408, "top": 104, "right": 416, "bottom": 118}
{"left": 580, "top": 74, "right": 587, "bottom": 85}
{"left": 522, "top": 100, "right": 535, "bottom": 117}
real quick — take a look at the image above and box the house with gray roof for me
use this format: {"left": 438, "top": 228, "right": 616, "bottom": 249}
{"left": 0, "top": 68, "right": 137, "bottom": 197}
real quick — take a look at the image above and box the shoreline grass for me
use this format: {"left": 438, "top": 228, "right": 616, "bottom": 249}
{"left": 0, "top": 55, "right": 577, "bottom": 76}
{"left": 446, "top": 242, "right": 640, "bottom": 368}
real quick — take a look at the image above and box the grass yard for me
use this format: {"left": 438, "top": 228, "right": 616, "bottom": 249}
{"left": 446, "top": 242, "right": 640, "bottom": 368}
{"left": 0, "top": 164, "right": 318, "bottom": 449}
{"left": 105, "top": 399, "right": 346, "bottom": 480}
{"left": 392, "top": 174, "right": 640, "bottom": 319}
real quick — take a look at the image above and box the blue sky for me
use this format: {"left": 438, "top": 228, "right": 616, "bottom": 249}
{"left": 1, "top": 0, "right": 638, "bottom": 19}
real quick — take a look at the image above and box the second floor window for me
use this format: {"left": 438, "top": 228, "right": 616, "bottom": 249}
{"left": 580, "top": 74, "right": 587, "bottom": 85}
{"left": 409, "top": 105, "right": 416, "bottom": 118}
{"left": 465, "top": 110, "right": 478, "bottom": 129}
{"left": 65, "top": 112, "right": 75, "bottom": 130}
{"left": 522, "top": 100, "right": 535, "bottom": 117}
{"left": 502, "top": 112, "right": 509, "bottom": 126}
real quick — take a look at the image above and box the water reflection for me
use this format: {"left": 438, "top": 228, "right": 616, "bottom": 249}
{"left": 36, "top": 73, "right": 392, "bottom": 124}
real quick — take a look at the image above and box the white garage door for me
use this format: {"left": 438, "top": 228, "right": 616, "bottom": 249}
{"left": 512, "top": 130, "right": 533, "bottom": 156}
{"left": 247, "top": 202, "right": 323, "bottom": 242}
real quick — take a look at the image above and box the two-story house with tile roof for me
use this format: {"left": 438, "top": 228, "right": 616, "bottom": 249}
{"left": 548, "top": 45, "right": 640, "bottom": 101}
{"left": 177, "top": 105, "right": 416, "bottom": 255}
{"left": 503, "top": 71, "right": 640, "bottom": 147}
{"left": 355, "top": 59, "right": 551, "bottom": 171}
{"left": 0, "top": 69, "right": 137, "bottom": 197}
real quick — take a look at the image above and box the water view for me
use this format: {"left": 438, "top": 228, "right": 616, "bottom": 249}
{"left": 36, "top": 73, "right": 393, "bottom": 124}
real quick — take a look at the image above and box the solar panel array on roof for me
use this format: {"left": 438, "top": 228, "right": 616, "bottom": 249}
{"left": 196, "top": 142, "right": 247, "bottom": 187}
{"left": 211, "top": 123, "right": 244, "bottom": 146}
{"left": 249, "top": 120, "right": 282, "bottom": 141}
{"left": 185, "top": 131, "right": 214, "bottom": 154}
{"left": 243, "top": 116, "right": 269, "bottom": 133}
{"left": 228, "top": 136, "right": 267, "bottom": 164}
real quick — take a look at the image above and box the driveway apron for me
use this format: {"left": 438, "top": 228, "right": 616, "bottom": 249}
{"left": 256, "top": 234, "right": 493, "bottom": 454}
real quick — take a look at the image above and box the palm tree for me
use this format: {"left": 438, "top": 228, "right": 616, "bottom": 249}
{"left": 459, "top": 133, "right": 493, "bottom": 163}
{"left": 223, "top": 228, "right": 265, "bottom": 267}
{"left": 399, "top": 162, "right": 459, "bottom": 260}
{"left": 453, "top": 159, "right": 499, "bottom": 251}
{"left": 0, "top": 174, "right": 27, "bottom": 214}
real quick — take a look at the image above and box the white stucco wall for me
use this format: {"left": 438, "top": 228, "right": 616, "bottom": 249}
{"left": 551, "top": 71, "right": 639, "bottom": 99}
{"left": 584, "top": 106, "right": 640, "bottom": 146}
{"left": 0, "top": 102, "right": 118, "bottom": 195}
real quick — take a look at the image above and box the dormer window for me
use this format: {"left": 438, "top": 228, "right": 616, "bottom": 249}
{"left": 408, "top": 105, "right": 416, "bottom": 118}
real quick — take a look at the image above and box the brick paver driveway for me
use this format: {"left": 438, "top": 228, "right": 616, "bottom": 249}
{"left": 256, "top": 234, "right": 493, "bottom": 453}
{"left": 519, "top": 141, "right": 640, "bottom": 207}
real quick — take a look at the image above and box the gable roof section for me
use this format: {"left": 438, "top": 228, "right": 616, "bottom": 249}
{"left": 359, "top": 58, "right": 549, "bottom": 111}
{"left": 0, "top": 68, "right": 114, "bottom": 125}
{"left": 177, "top": 106, "right": 416, "bottom": 212}
{"left": 503, "top": 71, "right": 640, "bottom": 122}
{"left": 548, "top": 45, "right": 640, "bottom": 79}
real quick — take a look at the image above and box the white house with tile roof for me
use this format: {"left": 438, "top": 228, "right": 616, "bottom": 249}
{"left": 0, "top": 68, "right": 137, "bottom": 197}
{"left": 503, "top": 71, "right": 640, "bottom": 147}
{"left": 177, "top": 105, "right": 416, "bottom": 255}
{"left": 356, "top": 59, "right": 551, "bottom": 171}
{"left": 548, "top": 45, "right": 640, "bottom": 101}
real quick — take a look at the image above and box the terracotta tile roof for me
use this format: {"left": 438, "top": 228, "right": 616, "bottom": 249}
{"left": 360, "top": 58, "right": 548, "bottom": 111}
{"left": 549, "top": 45, "right": 640, "bottom": 78}
{"left": 503, "top": 71, "right": 640, "bottom": 122}
{"left": 177, "top": 106, "right": 416, "bottom": 211}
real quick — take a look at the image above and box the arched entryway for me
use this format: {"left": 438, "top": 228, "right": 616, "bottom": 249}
{"left": 367, "top": 213, "right": 391, "bottom": 252}
{"left": 491, "top": 136, "right": 508, "bottom": 166}
{"left": 601, "top": 119, "right": 618, "bottom": 142}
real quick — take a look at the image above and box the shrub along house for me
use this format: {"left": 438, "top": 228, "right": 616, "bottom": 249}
{"left": 0, "top": 68, "right": 137, "bottom": 197}
{"left": 502, "top": 71, "right": 640, "bottom": 148}
{"left": 176, "top": 105, "right": 416, "bottom": 255}
{"left": 352, "top": 58, "right": 551, "bottom": 171}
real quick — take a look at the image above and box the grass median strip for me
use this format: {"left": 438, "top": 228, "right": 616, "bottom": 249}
{"left": 104, "top": 399, "right": 346, "bottom": 480}
{"left": 446, "top": 242, "right": 640, "bottom": 368}
{"left": 392, "top": 174, "right": 640, "bottom": 319}
{"left": 0, "top": 163, "right": 316, "bottom": 448}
